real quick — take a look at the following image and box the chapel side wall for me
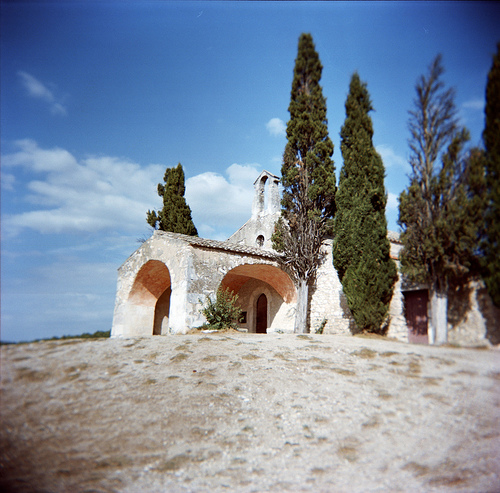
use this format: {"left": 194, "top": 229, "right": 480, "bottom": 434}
{"left": 448, "top": 280, "right": 500, "bottom": 346}
{"left": 386, "top": 270, "right": 409, "bottom": 342}
{"left": 310, "top": 239, "right": 352, "bottom": 335}
{"left": 383, "top": 240, "right": 409, "bottom": 342}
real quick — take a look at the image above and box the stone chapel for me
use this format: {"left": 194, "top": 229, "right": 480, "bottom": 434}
{"left": 111, "top": 170, "right": 498, "bottom": 345}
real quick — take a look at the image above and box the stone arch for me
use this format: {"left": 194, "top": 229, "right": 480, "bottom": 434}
{"left": 128, "top": 260, "right": 172, "bottom": 335}
{"left": 220, "top": 263, "right": 296, "bottom": 303}
{"left": 219, "top": 263, "right": 296, "bottom": 333}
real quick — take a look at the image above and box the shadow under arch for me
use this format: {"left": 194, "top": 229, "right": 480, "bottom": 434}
{"left": 220, "top": 263, "right": 296, "bottom": 303}
{"left": 128, "top": 260, "right": 171, "bottom": 335}
{"left": 220, "top": 263, "right": 296, "bottom": 333}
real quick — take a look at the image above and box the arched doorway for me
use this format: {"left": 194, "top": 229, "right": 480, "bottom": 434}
{"left": 256, "top": 293, "right": 267, "bottom": 333}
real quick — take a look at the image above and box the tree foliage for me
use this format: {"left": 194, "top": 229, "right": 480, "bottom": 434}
{"left": 200, "top": 288, "right": 242, "bottom": 331}
{"left": 399, "top": 129, "right": 480, "bottom": 286}
{"left": 398, "top": 55, "right": 483, "bottom": 343}
{"left": 272, "top": 33, "right": 336, "bottom": 333}
{"left": 481, "top": 43, "right": 500, "bottom": 306}
{"left": 333, "top": 73, "right": 398, "bottom": 334}
{"left": 147, "top": 163, "right": 198, "bottom": 236}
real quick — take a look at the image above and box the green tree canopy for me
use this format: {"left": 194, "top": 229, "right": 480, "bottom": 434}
{"left": 398, "top": 55, "right": 482, "bottom": 344}
{"left": 333, "top": 72, "right": 397, "bottom": 334}
{"left": 272, "top": 33, "right": 336, "bottom": 333}
{"left": 147, "top": 163, "right": 198, "bottom": 236}
{"left": 481, "top": 43, "right": 500, "bottom": 306}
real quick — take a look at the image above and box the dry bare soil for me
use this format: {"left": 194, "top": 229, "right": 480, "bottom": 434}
{"left": 1, "top": 333, "right": 499, "bottom": 493}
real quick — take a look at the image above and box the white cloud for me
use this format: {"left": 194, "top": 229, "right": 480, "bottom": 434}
{"left": 226, "top": 163, "right": 261, "bottom": 186}
{"left": 186, "top": 163, "right": 261, "bottom": 239}
{"left": 18, "top": 71, "right": 67, "bottom": 116}
{"left": 376, "top": 144, "right": 409, "bottom": 171}
{"left": 2, "top": 140, "right": 262, "bottom": 241}
{"left": 387, "top": 192, "right": 399, "bottom": 211}
{"left": 462, "top": 98, "right": 484, "bottom": 111}
{"left": 2, "top": 140, "right": 163, "bottom": 235}
{"left": 266, "top": 117, "right": 286, "bottom": 137}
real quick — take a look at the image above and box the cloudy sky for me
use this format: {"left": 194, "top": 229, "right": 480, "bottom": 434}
{"left": 1, "top": 1, "right": 499, "bottom": 342}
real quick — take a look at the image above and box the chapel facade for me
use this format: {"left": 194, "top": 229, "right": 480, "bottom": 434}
{"left": 111, "top": 170, "right": 499, "bottom": 345}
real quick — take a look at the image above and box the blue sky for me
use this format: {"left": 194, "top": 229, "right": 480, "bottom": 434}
{"left": 1, "top": 1, "right": 499, "bottom": 342}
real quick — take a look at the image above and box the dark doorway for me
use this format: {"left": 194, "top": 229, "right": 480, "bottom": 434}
{"left": 404, "top": 290, "right": 428, "bottom": 344}
{"left": 256, "top": 293, "right": 267, "bottom": 333}
{"left": 153, "top": 286, "right": 171, "bottom": 335}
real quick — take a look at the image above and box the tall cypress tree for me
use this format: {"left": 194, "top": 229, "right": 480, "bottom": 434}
{"left": 333, "top": 72, "right": 397, "bottom": 334}
{"left": 482, "top": 43, "right": 500, "bottom": 306}
{"left": 272, "top": 33, "right": 336, "bottom": 333}
{"left": 398, "top": 55, "right": 480, "bottom": 344}
{"left": 147, "top": 163, "right": 198, "bottom": 236}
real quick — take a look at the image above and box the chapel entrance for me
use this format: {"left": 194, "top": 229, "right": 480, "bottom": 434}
{"left": 256, "top": 293, "right": 267, "bottom": 333}
{"left": 404, "top": 290, "right": 429, "bottom": 344}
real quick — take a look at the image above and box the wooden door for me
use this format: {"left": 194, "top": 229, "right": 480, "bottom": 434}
{"left": 404, "top": 290, "right": 428, "bottom": 344}
{"left": 256, "top": 294, "right": 267, "bottom": 334}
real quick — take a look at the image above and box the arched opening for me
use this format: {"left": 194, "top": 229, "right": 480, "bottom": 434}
{"left": 256, "top": 235, "right": 264, "bottom": 247}
{"left": 219, "top": 263, "right": 296, "bottom": 333}
{"left": 128, "top": 260, "right": 171, "bottom": 336}
{"left": 256, "top": 294, "right": 267, "bottom": 333}
{"left": 153, "top": 286, "right": 171, "bottom": 335}
{"left": 220, "top": 264, "right": 296, "bottom": 303}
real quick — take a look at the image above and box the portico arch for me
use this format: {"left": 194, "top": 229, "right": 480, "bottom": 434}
{"left": 127, "top": 260, "right": 172, "bottom": 335}
{"left": 220, "top": 263, "right": 296, "bottom": 303}
{"left": 219, "top": 263, "right": 296, "bottom": 333}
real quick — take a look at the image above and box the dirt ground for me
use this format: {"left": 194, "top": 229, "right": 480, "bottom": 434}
{"left": 1, "top": 332, "right": 499, "bottom": 493}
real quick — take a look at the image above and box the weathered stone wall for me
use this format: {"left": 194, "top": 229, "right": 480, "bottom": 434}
{"left": 448, "top": 281, "right": 500, "bottom": 346}
{"left": 310, "top": 239, "right": 352, "bottom": 335}
{"left": 386, "top": 274, "right": 409, "bottom": 342}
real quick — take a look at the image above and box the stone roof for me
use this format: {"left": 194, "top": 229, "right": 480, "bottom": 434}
{"left": 154, "top": 231, "right": 279, "bottom": 259}
{"left": 153, "top": 229, "right": 401, "bottom": 259}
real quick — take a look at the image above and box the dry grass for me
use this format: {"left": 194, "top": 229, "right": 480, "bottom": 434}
{"left": 350, "top": 348, "right": 377, "bottom": 359}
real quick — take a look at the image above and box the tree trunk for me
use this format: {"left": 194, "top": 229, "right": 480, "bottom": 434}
{"left": 430, "top": 290, "right": 448, "bottom": 345}
{"left": 294, "top": 278, "right": 309, "bottom": 333}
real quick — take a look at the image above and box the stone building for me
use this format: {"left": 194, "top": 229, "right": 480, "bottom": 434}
{"left": 111, "top": 170, "right": 499, "bottom": 345}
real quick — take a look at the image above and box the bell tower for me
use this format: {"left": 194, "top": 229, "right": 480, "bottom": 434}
{"left": 228, "top": 170, "right": 281, "bottom": 250}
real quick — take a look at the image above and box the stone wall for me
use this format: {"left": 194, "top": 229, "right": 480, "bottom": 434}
{"left": 309, "top": 239, "right": 352, "bottom": 335}
{"left": 448, "top": 281, "right": 500, "bottom": 346}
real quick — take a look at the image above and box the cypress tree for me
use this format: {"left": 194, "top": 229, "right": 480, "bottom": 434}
{"left": 398, "top": 55, "right": 480, "bottom": 344}
{"left": 272, "top": 33, "right": 336, "bottom": 333}
{"left": 482, "top": 43, "right": 500, "bottom": 306}
{"left": 147, "top": 163, "right": 198, "bottom": 236}
{"left": 333, "top": 72, "right": 397, "bottom": 334}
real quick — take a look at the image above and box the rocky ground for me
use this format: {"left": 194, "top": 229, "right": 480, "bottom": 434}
{"left": 1, "top": 332, "right": 499, "bottom": 493}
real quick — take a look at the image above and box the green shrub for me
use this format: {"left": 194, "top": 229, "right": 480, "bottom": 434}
{"left": 199, "top": 288, "right": 242, "bottom": 331}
